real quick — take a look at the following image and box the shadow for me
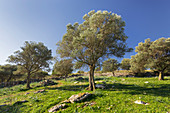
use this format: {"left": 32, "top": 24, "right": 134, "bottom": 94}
{"left": 70, "top": 77, "right": 106, "bottom": 83}
{"left": 19, "top": 88, "right": 31, "bottom": 92}
{"left": 105, "top": 83, "right": 170, "bottom": 97}
{"left": 48, "top": 84, "right": 89, "bottom": 91}
{"left": 94, "top": 78, "right": 105, "bottom": 81}
{"left": 73, "top": 77, "right": 89, "bottom": 82}
{"left": 0, "top": 102, "right": 27, "bottom": 113}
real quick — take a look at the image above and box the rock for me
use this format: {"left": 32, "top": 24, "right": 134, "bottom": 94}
{"left": 134, "top": 100, "right": 149, "bottom": 105}
{"left": 82, "top": 101, "right": 96, "bottom": 108}
{"left": 74, "top": 81, "right": 79, "bottom": 84}
{"left": 48, "top": 104, "right": 67, "bottom": 112}
{"left": 25, "top": 92, "right": 30, "bottom": 95}
{"left": 61, "top": 100, "right": 71, "bottom": 103}
{"left": 68, "top": 92, "right": 92, "bottom": 103}
{"left": 144, "top": 81, "right": 149, "bottom": 83}
{"left": 13, "top": 100, "right": 28, "bottom": 105}
{"left": 95, "top": 84, "right": 105, "bottom": 89}
{"left": 39, "top": 80, "right": 56, "bottom": 86}
{"left": 34, "top": 89, "right": 45, "bottom": 94}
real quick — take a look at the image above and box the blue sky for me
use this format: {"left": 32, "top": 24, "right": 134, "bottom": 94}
{"left": 0, "top": 0, "right": 170, "bottom": 65}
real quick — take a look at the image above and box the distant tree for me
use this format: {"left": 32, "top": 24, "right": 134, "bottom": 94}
{"left": 0, "top": 66, "right": 6, "bottom": 83}
{"left": 95, "top": 67, "right": 101, "bottom": 72}
{"left": 0, "top": 64, "right": 17, "bottom": 82}
{"left": 57, "top": 10, "right": 132, "bottom": 91}
{"left": 32, "top": 71, "right": 49, "bottom": 80}
{"left": 102, "top": 58, "right": 120, "bottom": 76}
{"left": 3, "top": 64, "right": 17, "bottom": 82}
{"left": 7, "top": 41, "right": 52, "bottom": 88}
{"left": 53, "top": 59, "right": 73, "bottom": 81}
{"left": 120, "top": 58, "right": 131, "bottom": 70}
{"left": 130, "top": 54, "right": 146, "bottom": 73}
{"left": 130, "top": 38, "right": 170, "bottom": 80}
{"left": 13, "top": 65, "right": 25, "bottom": 81}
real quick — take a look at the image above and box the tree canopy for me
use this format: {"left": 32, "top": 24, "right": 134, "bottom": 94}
{"left": 53, "top": 59, "right": 73, "bottom": 81}
{"left": 57, "top": 10, "right": 132, "bottom": 90}
{"left": 102, "top": 58, "right": 120, "bottom": 76}
{"left": 7, "top": 41, "right": 52, "bottom": 88}
{"left": 120, "top": 58, "right": 131, "bottom": 70}
{"left": 130, "top": 38, "right": 170, "bottom": 80}
{"left": 0, "top": 64, "right": 17, "bottom": 83}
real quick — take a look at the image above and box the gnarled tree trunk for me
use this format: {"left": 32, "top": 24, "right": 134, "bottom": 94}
{"left": 26, "top": 71, "right": 31, "bottom": 89}
{"left": 158, "top": 71, "right": 164, "bottom": 80}
{"left": 112, "top": 71, "right": 115, "bottom": 76}
{"left": 89, "top": 64, "right": 95, "bottom": 91}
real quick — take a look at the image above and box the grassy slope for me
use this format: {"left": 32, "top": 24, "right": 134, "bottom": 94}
{"left": 0, "top": 76, "right": 169, "bottom": 113}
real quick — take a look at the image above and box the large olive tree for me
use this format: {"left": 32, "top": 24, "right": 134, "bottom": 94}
{"left": 7, "top": 41, "right": 52, "bottom": 88}
{"left": 57, "top": 10, "right": 132, "bottom": 91}
{"left": 131, "top": 38, "right": 170, "bottom": 80}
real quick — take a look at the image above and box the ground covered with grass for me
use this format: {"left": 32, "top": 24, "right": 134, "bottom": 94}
{"left": 0, "top": 76, "right": 169, "bottom": 113}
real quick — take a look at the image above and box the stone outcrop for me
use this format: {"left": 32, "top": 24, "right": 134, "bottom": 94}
{"left": 48, "top": 104, "right": 67, "bottom": 112}
{"left": 39, "top": 80, "right": 56, "bottom": 86}
{"left": 68, "top": 92, "right": 92, "bottom": 103}
{"left": 34, "top": 89, "right": 45, "bottom": 94}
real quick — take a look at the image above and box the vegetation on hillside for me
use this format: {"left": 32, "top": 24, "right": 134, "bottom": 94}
{"left": 7, "top": 41, "right": 52, "bottom": 89}
{"left": 0, "top": 76, "right": 169, "bottom": 113}
{"left": 57, "top": 10, "right": 132, "bottom": 91}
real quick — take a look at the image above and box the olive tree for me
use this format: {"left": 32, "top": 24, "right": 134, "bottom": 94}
{"left": 7, "top": 41, "right": 52, "bottom": 88}
{"left": 0, "top": 64, "right": 17, "bottom": 83}
{"left": 53, "top": 59, "right": 73, "bottom": 81}
{"left": 120, "top": 58, "right": 131, "bottom": 70}
{"left": 102, "top": 58, "right": 120, "bottom": 76}
{"left": 57, "top": 10, "right": 132, "bottom": 91}
{"left": 131, "top": 38, "right": 170, "bottom": 80}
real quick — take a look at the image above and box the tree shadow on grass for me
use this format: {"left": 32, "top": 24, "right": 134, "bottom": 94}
{"left": 48, "top": 84, "right": 89, "bottom": 91}
{"left": 69, "top": 77, "right": 106, "bottom": 83}
{"left": 0, "top": 103, "right": 27, "bottom": 113}
{"left": 105, "top": 83, "right": 170, "bottom": 97}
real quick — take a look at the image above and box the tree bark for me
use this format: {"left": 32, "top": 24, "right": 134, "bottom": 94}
{"left": 112, "top": 71, "right": 115, "bottom": 76}
{"left": 65, "top": 74, "right": 67, "bottom": 81}
{"left": 26, "top": 71, "right": 31, "bottom": 89}
{"left": 158, "top": 71, "right": 164, "bottom": 80}
{"left": 89, "top": 65, "right": 95, "bottom": 91}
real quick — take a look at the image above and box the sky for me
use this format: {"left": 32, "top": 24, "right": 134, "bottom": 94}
{"left": 0, "top": 0, "right": 170, "bottom": 66}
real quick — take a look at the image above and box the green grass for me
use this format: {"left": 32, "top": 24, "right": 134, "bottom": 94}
{"left": 0, "top": 76, "right": 169, "bottom": 113}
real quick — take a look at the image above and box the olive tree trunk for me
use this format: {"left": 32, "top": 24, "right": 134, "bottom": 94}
{"left": 65, "top": 74, "right": 67, "bottom": 81}
{"left": 112, "top": 72, "right": 115, "bottom": 76}
{"left": 89, "top": 65, "right": 95, "bottom": 91}
{"left": 26, "top": 71, "right": 31, "bottom": 89}
{"left": 158, "top": 71, "right": 164, "bottom": 80}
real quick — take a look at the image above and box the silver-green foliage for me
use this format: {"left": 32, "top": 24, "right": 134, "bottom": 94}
{"left": 130, "top": 38, "right": 170, "bottom": 80}
{"left": 57, "top": 10, "right": 132, "bottom": 90}
{"left": 102, "top": 58, "right": 119, "bottom": 76}
{"left": 53, "top": 59, "right": 73, "bottom": 80}
{"left": 7, "top": 41, "right": 52, "bottom": 88}
{"left": 120, "top": 58, "right": 131, "bottom": 70}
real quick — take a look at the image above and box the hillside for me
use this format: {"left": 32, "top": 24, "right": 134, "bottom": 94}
{"left": 0, "top": 76, "right": 169, "bottom": 113}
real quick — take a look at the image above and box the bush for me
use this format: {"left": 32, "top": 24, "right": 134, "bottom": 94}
{"left": 77, "top": 71, "right": 84, "bottom": 73}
